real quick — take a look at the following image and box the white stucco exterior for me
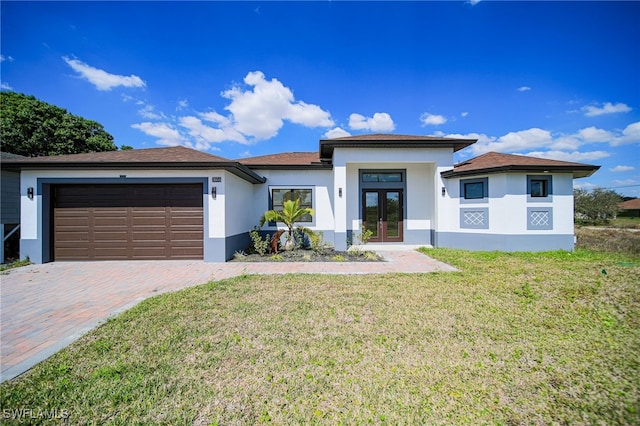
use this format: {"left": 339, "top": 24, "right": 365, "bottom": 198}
{"left": 6, "top": 135, "right": 597, "bottom": 263}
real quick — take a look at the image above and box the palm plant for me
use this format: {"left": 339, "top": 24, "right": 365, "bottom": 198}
{"left": 260, "top": 198, "right": 314, "bottom": 251}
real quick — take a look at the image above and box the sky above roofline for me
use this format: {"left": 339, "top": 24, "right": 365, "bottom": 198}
{"left": 1, "top": 1, "right": 638, "bottom": 196}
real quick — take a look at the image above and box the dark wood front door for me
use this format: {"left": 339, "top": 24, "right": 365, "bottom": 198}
{"left": 362, "top": 189, "right": 403, "bottom": 243}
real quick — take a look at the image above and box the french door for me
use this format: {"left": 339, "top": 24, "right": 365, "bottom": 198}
{"left": 362, "top": 189, "right": 403, "bottom": 243}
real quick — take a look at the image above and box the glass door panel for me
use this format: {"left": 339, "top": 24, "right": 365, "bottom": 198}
{"left": 364, "top": 191, "right": 380, "bottom": 240}
{"left": 385, "top": 191, "right": 400, "bottom": 238}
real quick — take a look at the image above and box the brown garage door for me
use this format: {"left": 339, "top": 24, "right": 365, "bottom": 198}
{"left": 53, "top": 184, "right": 203, "bottom": 260}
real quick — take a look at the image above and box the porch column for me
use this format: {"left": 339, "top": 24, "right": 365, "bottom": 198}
{"left": 334, "top": 164, "right": 347, "bottom": 251}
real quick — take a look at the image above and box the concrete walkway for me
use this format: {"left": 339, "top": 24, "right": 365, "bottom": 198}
{"left": 0, "top": 250, "right": 456, "bottom": 382}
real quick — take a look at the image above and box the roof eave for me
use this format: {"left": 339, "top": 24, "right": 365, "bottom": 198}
{"left": 243, "top": 163, "right": 333, "bottom": 171}
{"left": 319, "top": 139, "right": 477, "bottom": 160}
{"left": 1, "top": 161, "right": 267, "bottom": 184}
{"left": 441, "top": 165, "right": 600, "bottom": 179}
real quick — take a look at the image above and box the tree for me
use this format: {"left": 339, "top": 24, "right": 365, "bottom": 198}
{"left": 0, "top": 91, "right": 117, "bottom": 156}
{"left": 260, "top": 198, "right": 314, "bottom": 251}
{"left": 574, "top": 188, "right": 622, "bottom": 225}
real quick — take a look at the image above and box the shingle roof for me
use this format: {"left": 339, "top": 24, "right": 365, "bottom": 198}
{"left": 1, "top": 146, "right": 266, "bottom": 184}
{"left": 2, "top": 146, "right": 230, "bottom": 163}
{"left": 319, "top": 133, "right": 477, "bottom": 158}
{"left": 620, "top": 198, "right": 640, "bottom": 210}
{"left": 0, "top": 152, "right": 26, "bottom": 160}
{"left": 238, "top": 152, "right": 327, "bottom": 169}
{"left": 441, "top": 151, "right": 599, "bottom": 179}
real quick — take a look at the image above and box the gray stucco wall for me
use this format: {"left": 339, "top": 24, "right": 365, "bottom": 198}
{"left": 435, "top": 232, "right": 575, "bottom": 252}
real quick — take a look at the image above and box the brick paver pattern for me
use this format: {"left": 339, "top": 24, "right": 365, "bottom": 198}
{"left": 0, "top": 250, "right": 455, "bottom": 382}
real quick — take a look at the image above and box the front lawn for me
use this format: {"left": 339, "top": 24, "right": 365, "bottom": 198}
{"left": 1, "top": 249, "right": 638, "bottom": 424}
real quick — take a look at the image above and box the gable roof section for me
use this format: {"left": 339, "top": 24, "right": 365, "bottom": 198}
{"left": 238, "top": 152, "right": 330, "bottom": 170}
{"left": 319, "top": 133, "right": 477, "bottom": 160}
{"left": 441, "top": 152, "right": 599, "bottom": 179}
{"left": 1, "top": 146, "right": 266, "bottom": 184}
{"left": 620, "top": 198, "right": 640, "bottom": 210}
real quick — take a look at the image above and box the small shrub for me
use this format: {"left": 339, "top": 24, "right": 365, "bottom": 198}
{"left": 357, "top": 224, "right": 374, "bottom": 245}
{"left": 332, "top": 254, "right": 346, "bottom": 262}
{"left": 250, "top": 227, "right": 270, "bottom": 256}
{"left": 309, "top": 230, "right": 329, "bottom": 253}
{"left": 233, "top": 251, "right": 247, "bottom": 260}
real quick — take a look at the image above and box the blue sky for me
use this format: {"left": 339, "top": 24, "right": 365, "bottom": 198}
{"left": 2, "top": 1, "right": 639, "bottom": 196}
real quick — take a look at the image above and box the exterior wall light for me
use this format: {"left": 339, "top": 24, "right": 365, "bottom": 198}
{"left": 441, "top": 186, "right": 446, "bottom": 197}
{"left": 211, "top": 186, "right": 217, "bottom": 199}
{"left": 27, "top": 187, "right": 34, "bottom": 200}
{"left": 339, "top": 187, "right": 343, "bottom": 198}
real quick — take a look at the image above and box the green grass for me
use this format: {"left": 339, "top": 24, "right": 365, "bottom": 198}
{"left": 0, "top": 258, "right": 31, "bottom": 272}
{"left": 2, "top": 249, "right": 639, "bottom": 425}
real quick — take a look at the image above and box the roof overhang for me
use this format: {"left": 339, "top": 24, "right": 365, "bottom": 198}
{"left": 319, "top": 137, "right": 477, "bottom": 160}
{"left": 1, "top": 161, "right": 267, "bottom": 184}
{"left": 441, "top": 164, "right": 600, "bottom": 179}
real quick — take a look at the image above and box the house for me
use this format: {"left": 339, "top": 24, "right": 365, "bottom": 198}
{"left": 619, "top": 198, "right": 640, "bottom": 218}
{"left": 0, "top": 134, "right": 599, "bottom": 263}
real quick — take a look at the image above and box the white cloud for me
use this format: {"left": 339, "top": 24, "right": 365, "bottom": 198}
{"left": 614, "top": 179, "right": 640, "bottom": 186}
{"left": 420, "top": 112, "right": 447, "bottom": 126}
{"left": 610, "top": 165, "right": 635, "bottom": 172}
{"left": 1, "top": 82, "right": 13, "bottom": 90}
{"left": 324, "top": 127, "right": 352, "bottom": 139}
{"left": 582, "top": 102, "right": 632, "bottom": 117}
{"left": 573, "top": 181, "right": 597, "bottom": 191}
{"left": 179, "top": 115, "right": 246, "bottom": 147}
{"left": 611, "top": 121, "right": 640, "bottom": 146}
{"left": 461, "top": 112, "right": 469, "bottom": 117}
{"left": 63, "top": 56, "right": 146, "bottom": 91}
{"left": 176, "top": 99, "right": 188, "bottom": 110}
{"left": 222, "top": 70, "right": 333, "bottom": 140}
{"left": 131, "top": 122, "right": 183, "bottom": 146}
{"left": 517, "top": 86, "right": 531, "bottom": 92}
{"left": 349, "top": 112, "right": 395, "bottom": 132}
{"left": 138, "top": 104, "right": 164, "bottom": 120}
{"left": 468, "top": 0, "right": 482, "bottom": 5}
{"left": 1, "top": 55, "right": 14, "bottom": 62}
{"left": 524, "top": 150, "right": 610, "bottom": 162}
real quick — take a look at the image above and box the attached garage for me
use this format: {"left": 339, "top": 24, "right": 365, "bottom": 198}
{"left": 53, "top": 183, "right": 204, "bottom": 261}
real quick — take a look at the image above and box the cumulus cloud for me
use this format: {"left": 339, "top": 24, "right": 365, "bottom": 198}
{"left": 324, "top": 127, "right": 352, "bottom": 139}
{"left": 349, "top": 112, "right": 395, "bottom": 132}
{"left": 180, "top": 115, "right": 247, "bottom": 146}
{"left": 1, "top": 82, "right": 13, "bottom": 90}
{"left": 131, "top": 122, "right": 183, "bottom": 146}
{"left": 524, "top": 150, "right": 610, "bottom": 162}
{"left": 610, "top": 165, "right": 635, "bottom": 172}
{"left": 222, "top": 70, "right": 333, "bottom": 140}
{"left": 420, "top": 112, "right": 447, "bottom": 126}
{"left": 131, "top": 70, "right": 335, "bottom": 149}
{"left": 611, "top": 121, "right": 640, "bottom": 146}
{"left": 582, "top": 102, "right": 631, "bottom": 117}
{"left": 138, "top": 104, "right": 164, "bottom": 120}
{"left": 442, "top": 122, "right": 639, "bottom": 163}
{"left": 461, "top": 112, "right": 469, "bottom": 117}
{"left": 1, "top": 55, "right": 14, "bottom": 62}
{"left": 517, "top": 86, "right": 531, "bottom": 92}
{"left": 63, "top": 56, "right": 146, "bottom": 91}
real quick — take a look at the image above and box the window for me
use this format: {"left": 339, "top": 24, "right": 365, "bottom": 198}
{"left": 460, "top": 177, "right": 488, "bottom": 200}
{"left": 362, "top": 172, "right": 402, "bottom": 183}
{"left": 270, "top": 188, "right": 313, "bottom": 222}
{"left": 530, "top": 179, "right": 548, "bottom": 197}
{"left": 527, "top": 175, "right": 553, "bottom": 201}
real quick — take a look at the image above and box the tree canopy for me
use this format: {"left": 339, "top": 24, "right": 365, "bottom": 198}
{"left": 574, "top": 188, "right": 622, "bottom": 225}
{"left": 0, "top": 91, "right": 117, "bottom": 157}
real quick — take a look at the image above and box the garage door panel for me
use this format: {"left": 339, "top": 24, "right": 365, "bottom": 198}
{"left": 54, "top": 184, "right": 203, "bottom": 261}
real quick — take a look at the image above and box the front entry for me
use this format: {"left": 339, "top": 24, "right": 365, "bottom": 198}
{"left": 362, "top": 189, "right": 403, "bottom": 243}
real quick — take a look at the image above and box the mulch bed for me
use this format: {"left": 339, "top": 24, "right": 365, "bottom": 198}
{"left": 231, "top": 248, "right": 384, "bottom": 262}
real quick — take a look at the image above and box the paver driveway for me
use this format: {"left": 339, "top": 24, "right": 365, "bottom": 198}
{"left": 0, "top": 250, "right": 456, "bottom": 382}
